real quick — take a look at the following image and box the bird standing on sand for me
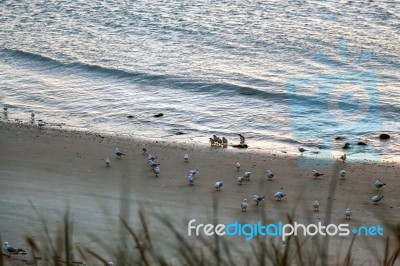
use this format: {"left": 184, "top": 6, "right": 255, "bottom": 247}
{"left": 313, "top": 201, "right": 320, "bottom": 211}
{"left": 189, "top": 169, "right": 199, "bottom": 176}
{"left": 312, "top": 170, "right": 324, "bottom": 178}
{"left": 3, "top": 242, "right": 25, "bottom": 257}
{"left": 235, "top": 176, "right": 245, "bottom": 185}
{"left": 222, "top": 137, "right": 228, "bottom": 146}
{"left": 274, "top": 192, "right": 286, "bottom": 201}
{"left": 235, "top": 162, "right": 241, "bottom": 171}
{"left": 187, "top": 174, "right": 194, "bottom": 185}
{"left": 115, "top": 148, "right": 125, "bottom": 159}
{"left": 153, "top": 165, "right": 160, "bottom": 177}
{"left": 266, "top": 170, "right": 275, "bottom": 180}
{"left": 372, "top": 195, "right": 384, "bottom": 204}
{"left": 37, "top": 119, "right": 45, "bottom": 129}
{"left": 374, "top": 180, "right": 386, "bottom": 190}
{"left": 340, "top": 153, "right": 347, "bottom": 163}
{"left": 3, "top": 107, "right": 8, "bottom": 117}
{"left": 184, "top": 154, "right": 189, "bottom": 163}
{"left": 238, "top": 134, "right": 245, "bottom": 144}
{"left": 31, "top": 112, "right": 35, "bottom": 122}
{"left": 340, "top": 169, "right": 346, "bottom": 179}
{"left": 241, "top": 199, "right": 248, "bottom": 212}
{"left": 298, "top": 146, "right": 308, "bottom": 154}
{"left": 142, "top": 144, "right": 147, "bottom": 154}
{"left": 345, "top": 208, "right": 352, "bottom": 220}
{"left": 209, "top": 138, "right": 216, "bottom": 146}
{"left": 243, "top": 172, "right": 251, "bottom": 181}
{"left": 253, "top": 195, "right": 265, "bottom": 205}
{"left": 215, "top": 181, "right": 223, "bottom": 191}
{"left": 105, "top": 158, "right": 111, "bottom": 167}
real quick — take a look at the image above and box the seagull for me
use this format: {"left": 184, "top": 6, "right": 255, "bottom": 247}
{"left": 142, "top": 144, "right": 147, "bottom": 154}
{"left": 215, "top": 181, "right": 223, "bottom": 191}
{"left": 253, "top": 195, "right": 265, "bottom": 205}
{"left": 345, "top": 208, "right": 352, "bottom": 220}
{"left": 216, "top": 137, "right": 223, "bottom": 146}
{"left": 3, "top": 242, "right": 25, "bottom": 257}
{"left": 115, "top": 148, "right": 125, "bottom": 159}
{"left": 374, "top": 180, "right": 386, "bottom": 190}
{"left": 184, "top": 154, "right": 189, "bottom": 163}
{"left": 340, "top": 169, "right": 346, "bottom": 179}
{"left": 241, "top": 199, "right": 248, "bottom": 212}
{"left": 3, "top": 107, "right": 8, "bottom": 115}
{"left": 209, "top": 138, "right": 216, "bottom": 146}
{"left": 274, "top": 192, "right": 286, "bottom": 201}
{"left": 105, "top": 158, "right": 111, "bottom": 167}
{"left": 372, "top": 195, "right": 384, "bottom": 204}
{"left": 213, "top": 135, "right": 219, "bottom": 142}
{"left": 147, "top": 154, "right": 156, "bottom": 161}
{"left": 238, "top": 134, "right": 245, "bottom": 144}
{"left": 243, "top": 172, "right": 251, "bottom": 181}
{"left": 189, "top": 169, "right": 199, "bottom": 176}
{"left": 266, "top": 170, "right": 275, "bottom": 180}
{"left": 235, "top": 162, "right": 241, "bottom": 171}
{"left": 313, "top": 200, "right": 320, "bottom": 211}
{"left": 153, "top": 165, "right": 160, "bottom": 177}
{"left": 37, "top": 119, "right": 45, "bottom": 129}
{"left": 234, "top": 176, "right": 244, "bottom": 185}
{"left": 298, "top": 146, "right": 308, "bottom": 154}
{"left": 31, "top": 112, "right": 35, "bottom": 121}
{"left": 340, "top": 154, "right": 347, "bottom": 163}
{"left": 187, "top": 174, "right": 194, "bottom": 185}
{"left": 312, "top": 170, "right": 324, "bottom": 178}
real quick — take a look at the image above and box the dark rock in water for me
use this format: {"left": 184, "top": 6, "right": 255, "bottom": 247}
{"left": 335, "top": 136, "right": 346, "bottom": 140}
{"left": 154, "top": 113, "right": 164, "bottom": 118}
{"left": 175, "top": 131, "right": 186, "bottom": 135}
{"left": 379, "top": 133, "right": 390, "bottom": 140}
{"left": 342, "top": 142, "right": 350, "bottom": 149}
{"left": 357, "top": 141, "right": 367, "bottom": 146}
{"left": 127, "top": 115, "right": 134, "bottom": 119}
{"left": 232, "top": 144, "right": 248, "bottom": 149}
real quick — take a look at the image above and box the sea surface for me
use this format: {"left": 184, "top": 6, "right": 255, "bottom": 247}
{"left": 1, "top": 0, "right": 399, "bottom": 160}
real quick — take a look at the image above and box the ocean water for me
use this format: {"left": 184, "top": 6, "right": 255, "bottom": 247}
{"left": 1, "top": 0, "right": 399, "bottom": 160}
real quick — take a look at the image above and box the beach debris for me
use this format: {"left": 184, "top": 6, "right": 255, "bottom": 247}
{"left": 235, "top": 162, "right": 241, "bottom": 171}
{"left": 115, "top": 148, "right": 125, "bottom": 159}
{"left": 153, "top": 165, "right": 160, "bottom": 177}
{"left": 232, "top": 144, "right": 248, "bottom": 149}
{"left": 340, "top": 169, "right": 346, "bottom": 179}
{"left": 184, "top": 153, "right": 189, "bottom": 163}
{"left": 342, "top": 142, "right": 350, "bottom": 149}
{"left": 298, "top": 146, "right": 308, "bottom": 154}
{"left": 313, "top": 200, "right": 320, "bottom": 211}
{"left": 142, "top": 144, "right": 148, "bottom": 154}
{"left": 127, "top": 115, "right": 134, "bottom": 118}
{"left": 266, "top": 170, "right": 275, "bottom": 180}
{"left": 215, "top": 181, "right": 223, "bottom": 191}
{"left": 175, "top": 131, "right": 186, "bottom": 135}
{"left": 241, "top": 199, "right": 248, "bottom": 212}
{"left": 253, "top": 195, "right": 265, "bottom": 205}
{"left": 340, "top": 153, "right": 347, "bottom": 163}
{"left": 274, "top": 191, "right": 286, "bottom": 201}
{"left": 372, "top": 195, "right": 384, "bottom": 204}
{"left": 234, "top": 176, "right": 245, "bottom": 185}
{"left": 357, "top": 141, "right": 367, "bottom": 146}
{"left": 374, "top": 180, "right": 386, "bottom": 190}
{"left": 379, "top": 133, "right": 390, "bottom": 140}
{"left": 335, "top": 136, "right": 346, "bottom": 140}
{"left": 345, "top": 208, "right": 352, "bottom": 220}
{"left": 154, "top": 113, "right": 164, "bottom": 118}
{"left": 243, "top": 171, "right": 251, "bottom": 181}
{"left": 3, "top": 242, "right": 26, "bottom": 257}
{"left": 312, "top": 170, "right": 324, "bottom": 178}
{"left": 238, "top": 134, "right": 245, "bottom": 144}
{"left": 31, "top": 112, "right": 35, "bottom": 122}
{"left": 37, "top": 119, "right": 46, "bottom": 129}
{"left": 105, "top": 158, "right": 111, "bottom": 167}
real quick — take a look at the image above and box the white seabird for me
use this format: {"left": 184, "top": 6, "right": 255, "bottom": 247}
{"left": 2, "top": 242, "right": 25, "bottom": 257}
{"left": 187, "top": 174, "right": 194, "bottom": 185}
{"left": 313, "top": 200, "right": 320, "bottom": 211}
{"left": 189, "top": 169, "right": 199, "bottom": 176}
{"left": 147, "top": 154, "right": 156, "bottom": 161}
{"left": 312, "top": 170, "right": 324, "bottom": 178}
{"left": 241, "top": 199, "right": 248, "bottom": 212}
{"left": 345, "top": 208, "right": 352, "bottom": 220}
{"left": 105, "top": 158, "right": 111, "bottom": 167}
{"left": 234, "top": 176, "right": 244, "bottom": 185}
{"left": 153, "top": 165, "right": 160, "bottom": 177}
{"left": 374, "top": 180, "right": 386, "bottom": 190}
{"left": 142, "top": 144, "right": 147, "bottom": 154}
{"left": 184, "top": 153, "right": 189, "bottom": 163}
{"left": 37, "top": 119, "right": 45, "bottom": 129}
{"left": 372, "top": 195, "right": 384, "bottom": 204}
{"left": 274, "top": 191, "right": 286, "bottom": 201}
{"left": 215, "top": 181, "right": 223, "bottom": 191}
{"left": 266, "top": 170, "right": 275, "bottom": 180}
{"left": 243, "top": 171, "right": 251, "bottom": 181}
{"left": 235, "top": 162, "right": 241, "bottom": 171}
{"left": 340, "top": 169, "right": 346, "bottom": 179}
{"left": 253, "top": 195, "right": 265, "bottom": 205}
{"left": 115, "top": 148, "right": 125, "bottom": 159}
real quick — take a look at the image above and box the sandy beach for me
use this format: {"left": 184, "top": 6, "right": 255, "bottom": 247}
{"left": 1, "top": 121, "right": 399, "bottom": 265}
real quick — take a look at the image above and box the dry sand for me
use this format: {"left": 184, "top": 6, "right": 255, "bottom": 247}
{"left": 0, "top": 121, "right": 399, "bottom": 265}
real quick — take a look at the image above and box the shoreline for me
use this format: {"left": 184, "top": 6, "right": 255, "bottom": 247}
{"left": 1, "top": 119, "right": 399, "bottom": 265}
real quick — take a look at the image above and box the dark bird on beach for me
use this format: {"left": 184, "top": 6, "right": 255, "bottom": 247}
{"left": 115, "top": 148, "right": 125, "bottom": 159}
{"left": 340, "top": 153, "right": 347, "bottom": 163}
{"left": 313, "top": 200, "right": 320, "bottom": 211}
{"left": 298, "top": 146, "right": 308, "bottom": 154}
{"left": 142, "top": 144, "right": 147, "bottom": 154}
{"left": 238, "top": 134, "right": 245, "bottom": 144}
{"left": 222, "top": 137, "right": 228, "bottom": 146}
